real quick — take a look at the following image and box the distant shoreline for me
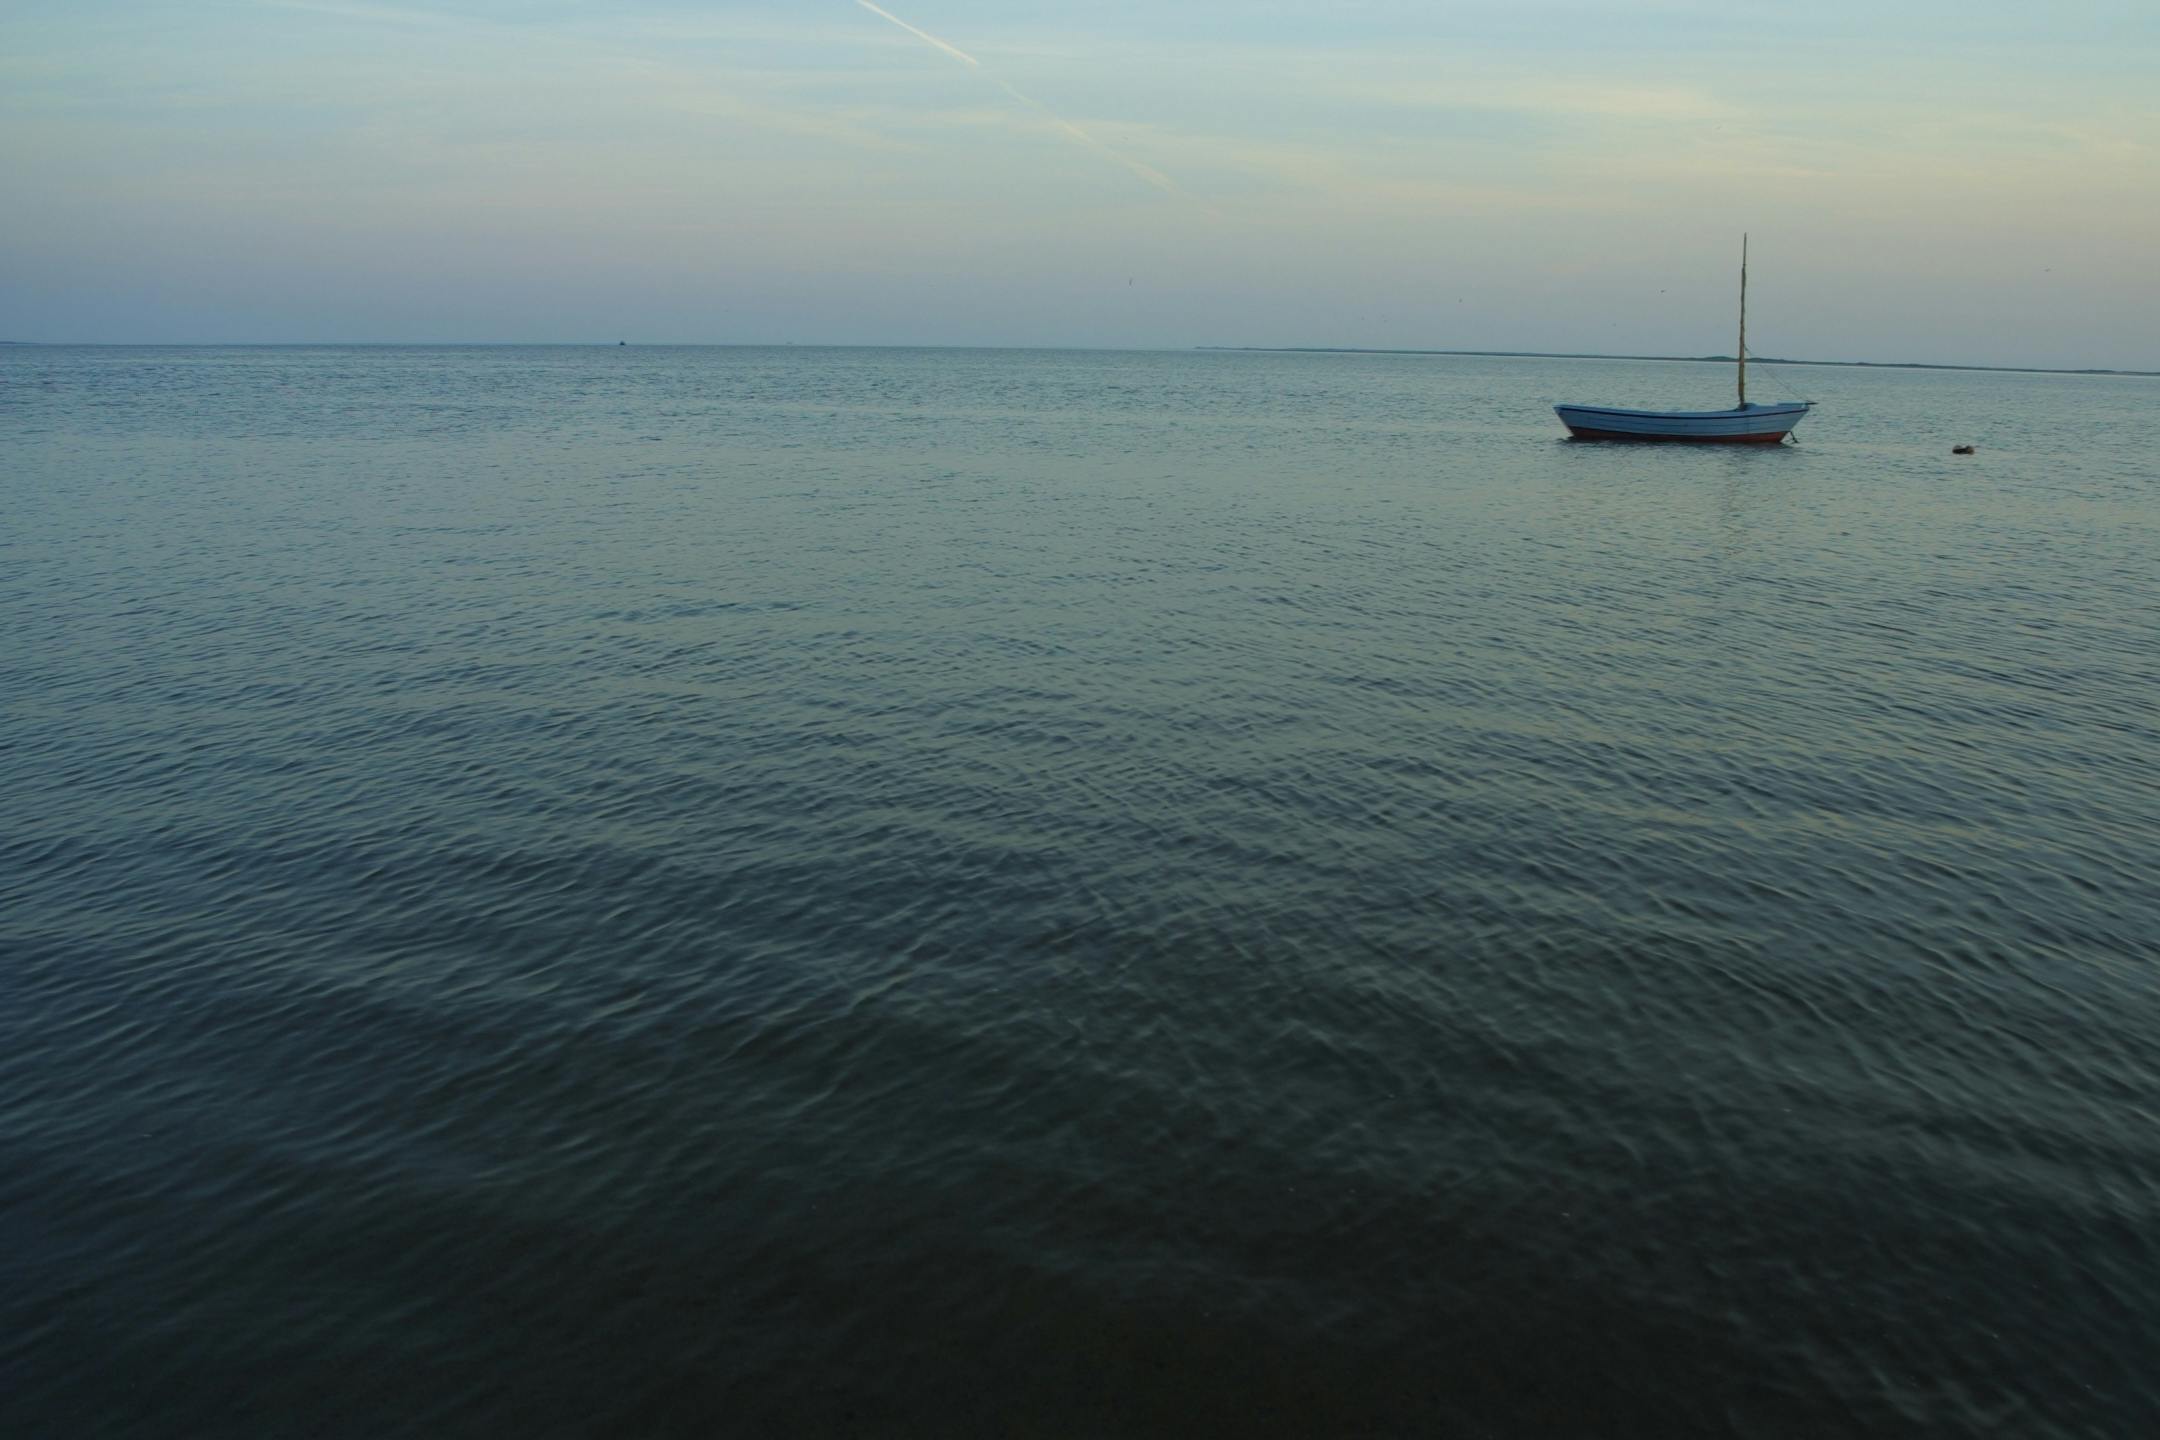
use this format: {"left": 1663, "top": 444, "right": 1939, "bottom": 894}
{"left": 1198, "top": 346, "right": 2159, "bottom": 379}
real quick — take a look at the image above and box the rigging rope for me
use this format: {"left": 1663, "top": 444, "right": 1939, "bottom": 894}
{"left": 1742, "top": 342, "right": 1807, "bottom": 404}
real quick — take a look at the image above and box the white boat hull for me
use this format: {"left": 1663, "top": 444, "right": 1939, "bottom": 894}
{"left": 1555, "top": 401, "right": 1812, "bottom": 443}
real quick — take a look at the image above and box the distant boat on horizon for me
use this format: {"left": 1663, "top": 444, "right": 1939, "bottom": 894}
{"left": 1555, "top": 236, "right": 1813, "bottom": 444}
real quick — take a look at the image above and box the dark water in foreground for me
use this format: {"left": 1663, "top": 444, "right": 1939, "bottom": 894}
{"left": 4, "top": 345, "right": 2158, "bottom": 1437}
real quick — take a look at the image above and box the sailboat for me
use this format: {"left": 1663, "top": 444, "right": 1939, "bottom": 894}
{"left": 1554, "top": 236, "right": 1813, "bottom": 443}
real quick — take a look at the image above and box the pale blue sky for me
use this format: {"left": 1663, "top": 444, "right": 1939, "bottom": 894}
{"left": 3, "top": 0, "right": 2155, "bottom": 365}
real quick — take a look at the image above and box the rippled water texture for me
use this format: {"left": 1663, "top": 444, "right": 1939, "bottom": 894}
{"left": 4, "top": 346, "right": 2158, "bottom": 1436}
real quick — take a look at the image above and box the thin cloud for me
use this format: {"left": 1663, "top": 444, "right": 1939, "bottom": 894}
{"left": 253, "top": 0, "right": 467, "bottom": 29}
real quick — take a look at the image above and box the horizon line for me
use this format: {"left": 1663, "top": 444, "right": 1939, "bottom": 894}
{"left": 1, "top": 339, "right": 2152, "bottom": 378}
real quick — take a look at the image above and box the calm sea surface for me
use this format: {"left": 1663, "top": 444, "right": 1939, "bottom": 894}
{"left": 4, "top": 345, "right": 2158, "bottom": 1437}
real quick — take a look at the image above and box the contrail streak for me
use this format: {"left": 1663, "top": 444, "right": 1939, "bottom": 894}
{"left": 853, "top": 0, "right": 1181, "bottom": 198}
{"left": 994, "top": 79, "right": 1177, "bottom": 194}
{"left": 855, "top": 0, "right": 978, "bottom": 69}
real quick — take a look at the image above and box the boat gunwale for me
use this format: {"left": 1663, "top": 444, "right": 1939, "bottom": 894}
{"left": 1554, "top": 401, "right": 1813, "bottom": 421}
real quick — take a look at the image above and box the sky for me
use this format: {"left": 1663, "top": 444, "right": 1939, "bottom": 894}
{"left": 2, "top": 0, "right": 2156, "bottom": 367}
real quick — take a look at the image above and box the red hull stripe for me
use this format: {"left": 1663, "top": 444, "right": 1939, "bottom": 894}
{"left": 1563, "top": 426, "right": 1790, "bottom": 444}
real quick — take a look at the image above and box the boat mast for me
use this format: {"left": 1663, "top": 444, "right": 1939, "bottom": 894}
{"left": 1737, "top": 233, "right": 1748, "bottom": 407}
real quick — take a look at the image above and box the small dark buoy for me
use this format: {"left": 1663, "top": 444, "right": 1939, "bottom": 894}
{"left": 1952, "top": 444, "right": 1975, "bottom": 455}
{"left": 619, "top": 340, "right": 627, "bottom": 346}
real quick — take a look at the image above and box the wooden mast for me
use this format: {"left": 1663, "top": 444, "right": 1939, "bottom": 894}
{"left": 1737, "top": 233, "right": 1748, "bottom": 407}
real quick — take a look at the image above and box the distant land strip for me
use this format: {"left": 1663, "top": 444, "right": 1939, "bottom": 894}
{"left": 1199, "top": 346, "right": 2159, "bottom": 378}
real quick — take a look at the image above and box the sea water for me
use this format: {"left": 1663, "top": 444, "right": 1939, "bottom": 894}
{"left": 4, "top": 344, "right": 2157, "bottom": 1436}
